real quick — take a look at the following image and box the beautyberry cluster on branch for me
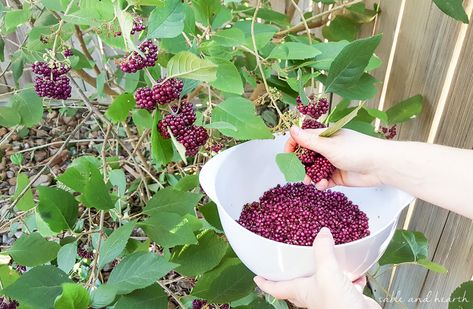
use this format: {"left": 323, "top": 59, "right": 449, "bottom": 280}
{"left": 119, "top": 40, "right": 158, "bottom": 73}
{"left": 295, "top": 96, "right": 336, "bottom": 183}
{"left": 192, "top": 299, "right": 229, "bottom": 309}
{"left": 32, "top": 61, "right": 72, "bottom": 100}
{"left": 115, "top": 17, "right": 146, "bottom": 36}
{"left": 380, "top": 125, "right": 397, "bottom": 139}
{"left": 238, "top": 183, "right": 370, "bottom": 246}
{"left": 63, "top": 49, "right": 73, "bottom": 58}
{"left": 0, "top": 298, "right": 18, "bottom": 309}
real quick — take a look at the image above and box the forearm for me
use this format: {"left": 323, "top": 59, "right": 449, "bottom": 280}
{"left": 377, "top": 140, "right": 473, "bottom": 219}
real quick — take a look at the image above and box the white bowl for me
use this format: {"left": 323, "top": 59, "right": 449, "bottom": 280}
{"left": 200, "top": 134, "right": 414, "bottom": 281}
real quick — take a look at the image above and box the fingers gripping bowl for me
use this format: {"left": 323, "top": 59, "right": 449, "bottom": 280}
{"left": 199, "top": 134, "right": 414, "bottom": 281}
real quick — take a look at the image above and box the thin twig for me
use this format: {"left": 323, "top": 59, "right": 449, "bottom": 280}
{"left": 157, "top": 280, "right": 186, "bottom": 309}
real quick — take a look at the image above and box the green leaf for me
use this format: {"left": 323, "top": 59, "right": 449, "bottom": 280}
{"left": 99, "top": 222, "right": 135, "bottom": 269}
{"left": 11, "top": 51, "right": 25, "bottom": 84}
{"left": 124, "top": 72, "right": 140, "bottom": 93}
{"left": 0, "top": 37, "right": 5, "bottom": 62}
{"left": 90, "top": 284, "right": 117, "bottom": 308}
{"left": 38, "top": 187, "right": 78, "bottom": 233}
{"left": 327, "top": 73, "right": 378, "bottom": 100}
{"left": 275, "top": 153, "right": 305, "bottom": 182}
{"left": 386, "top": 95, "right": 423, "bottom": 125}
{"left": 10, "top": 89, "right": 43, "bottom": 128}
{"left": 449, "top": 281, "right": 473, "bottom": 309}
{"left": 210, "top": 58, "right": 244, "bottom": 95}
{"left": 132, "top": 109, "right": 153, "bottom": 129}
{"left": 140, "top": 212, "right": 199, "bottom": 247}
{"left": 365, "top": 108, "right": 388, "bottom": 124}
{"left": 4, "top": 8, "right": 31, "bottom": 33}
{"left": 115, "top": 284, "right": 168, "bottom": 309}
{"left": 41, "top": 0, "right": 65, "bottom": 11}
{"left": 80, "top": 168, "right": 115, "bottom": 210}
{"left": 96, "top": 72, "right": 105, "bottom": 98}
{"left": 205, "top": 121, "right": 238, "bottom": 131}
{"left": 192, "top": 0, "right": 222, "bottom": 27}
{"left": 173, "top": 174, "right": 199, "bottom": 191}
{"left": 268, "top": 42, "right": 321, "bottom": 60}
{"left": 171, "top": 230, "right": 228, "bottom": 276}
{"left": 320, "top": 103, "right": 364, "bottom": 137}
{"left": 326, "top": 99, "right": 351, "bottom": 123}
{"left": 213, "top": 28, "right": 246, "bottom": 47}
{"left": 107, "top": 252, "right": 177, "bottom": 295}
{"left": 143, "top": 188, "right": 202, "bottom": 216}
{"left": 378, "top": 229, "right": 445, "bottom": 272}
{"left": 167, "top": 51, "right": 217, "bottom": 82}
{"left": 151, "top": 109, "right": 174, "bottom": 165}
{"left": 2, "top": 265, "right": 72, "bottom": 309}
{"left": 169, "top": 130, "right": 188, "bottom": 163}
{"left": 6, "top": 232, "right": 60, "bottom": 267}
{"left": 54, "top": 283, "right": 90, "bottom": 309}
{"left": 148, "top": 0, "right": 185, "bottom": 39}
{"left": 212, "top": 97, "right": 273, "bottom": 140}
{"left": 105, "top": 93, "right": 136, "bottom": 123}
{"left": 233, "top": 21, "right": 278, "bottom": 50}
{"left": 0, "top": 265, "right": 20, "bottom": 289}
{"left": 12, "top": 173, "right": 34, "bottom": 211}
{"left": 0, "top": 107, "right": 21, "bottom": 128}
{"left": 433, "top": 0, "right": 469, "bottom": 23}
{"left": 322, "top": 15, "right": 360, "bottom": 41}
{"left": 325, "top": 35, "right": 382, "bottom": 93}
{"left": 57, "top": 242, "right": 77, "bottom": 274}
{"left": 344, "top": 120, "right": 379, "bottom": 137}
{"left": 79, "top": 0, "right": 114, "bottom": 21}
{"left": 192, "top": 258, "right": 256, "bottom": 303}
{"left": 199, "top": 202, "right": 223, "bottom": 231}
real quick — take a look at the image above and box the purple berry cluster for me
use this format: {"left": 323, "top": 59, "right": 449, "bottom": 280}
{"left": 32, "top": 61, "right": 71, "bottom": 100}
{"left": 192, "top": 299, "right": 229, "bottom": 309}
{"left": 0, "top": 298, "right": 18, "bottom": 309}
{"left": 119, "top": 40, "right": 158, "bottom": 73}
{"left": 63, "top": 49, "right": 73, "bottom": 58}
{"left": 238, "top": 183, "right": 370, "bottom": 246}
{"left": 381, "top": 125, "right": 397, "bottom": 139}
{"left": 77, "top": 244, "right": 94, "bottom": 259}
{"left": 152, "top": 78, "right": 183, "bottom": 104}
{"left": 297, "top": 96, "right": 329, "bottom": 119}
{"left": 115, "top": 18, "right": 146, "bottom": 36}
{"left": 134, "top": 78, "right": 183, "bottom": 109}
{"left": 294, "top": 96, "right": 336, "bottom": 183}
{"left": 158, "top": 102, "right": 208, "bottom": 156}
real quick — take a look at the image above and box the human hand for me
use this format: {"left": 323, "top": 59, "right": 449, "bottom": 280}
{"left": 285, "top": 126, "right": 387, "bottom": 190}
{"left": 254, "top": 228, "right": 381, "bottom": 309}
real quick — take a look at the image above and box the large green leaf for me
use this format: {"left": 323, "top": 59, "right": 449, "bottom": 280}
{"left": 80, "top": 168, "right": 115, "bottom": 210}
{"left": 433, "top": 0, "right": 469, "bottom": 23}
{"left": 6, "top": 232, "right": 60, "bottom": 267}
{"left": 2, "top": 266, "right": 72, "bottom": 309}
{"left": 12, "top": 173, "right": 34, "bottom": 211}
{"left": 99, "top": 222, "right": 135, "bottom": 269}
{"left": 4, "top": 7, "right": 31, "bottom": 33}
{"left": 386, "top": 95, "right": 423, "bottom": 125}
{"left": 105, "top": 93, "right": 136, "bottom": 123}
{"left": 171, "top": 230, "right": 228, "bottom": 276}
{"left": 148, "top": 0, "right": 185, "bottom": 39}
{"left": 325, "top": 35, "right": 382, "bottom": 93}
{"left": 379, "top": 230, "right": 447, "bottom": 273}
{"left": 322, "top": 15, "right": 360, "bottom": 41}
{"left": 192, "top": 0, "right": 222, "bottom": 27}
{"left": 0, "top": 107, "right": 21, "bottom": 128}
{"left": 449, "top": 281, "right": 473, "bottom": 309}
{"left": 143, "top": 188, "right": 202, "bottom": 216}
{"left": 0, "top": 265, "right": 20, "bottom": 289}
{"left": 57, "top": 242, "right": 77, "bottom": 274}
{"left": 233, "top": 21, "right": 278, "bottom": 50}
{"left": 199, "top": 202, "right": 223, "bottom": 231}
{"left": 151, "top": 109, "right": 174, "bottom": 165}
{"left": 10, "top": 89, "right": 43, "bottom": 128}
{"left": 107, "top": 252, "right": 177, "bottom": 295}
{"left": 167, "top": 51, "right": 217, "bottom": 82}
{"left": 327, "top": 73, "right": 378, "bottom": 100}
{"left": 54, "top": 283, "right": 90, "bottom": 309}
{"left": 211, "top": 97, "right": 273, "bottom": 140}
{"left": 268, "top": 42, "right": 321, "bottom": 60}
{"left": 275, "top": 153, "right": 305, "bottom": 182}
{"left": 140, "top": 213, "right": 200, "bottom": 247}
{"left": 115, "top": 284, "right": 168, "bottom": 309}
{"left": 210, "top": 58, "right": 244, "bottom": 95}
{"left": 213, "top": 28, "right": 246, "bottom": 47}
{"left": 192, "top": 258, "right": 256, "bottom": 303}
{"left": 38, "top": 187, "right": 78, "bottom": 233}
{"left": 320, "top": 103, "right": 364, "bottom": 137}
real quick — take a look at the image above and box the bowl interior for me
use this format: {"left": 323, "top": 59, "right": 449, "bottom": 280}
{"left": 209, "top": 134, "right": 412, "bottom": 237}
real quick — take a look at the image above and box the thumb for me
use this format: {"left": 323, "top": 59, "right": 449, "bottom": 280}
{"left": 313, "top": 227, "right": 338, "bottom": 271}
{"left": 290, "top": 126, "right": 329, "bottom": 154}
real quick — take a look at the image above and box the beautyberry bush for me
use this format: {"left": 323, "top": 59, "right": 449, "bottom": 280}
{"left": 0, "top": 0, "right": 460, "bottom": 308}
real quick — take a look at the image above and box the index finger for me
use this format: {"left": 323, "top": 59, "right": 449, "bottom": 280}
{"left": 285, "top": 136, "right": 299, "bottom": 153}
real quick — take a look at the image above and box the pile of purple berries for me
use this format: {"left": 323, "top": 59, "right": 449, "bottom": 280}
{"left": 192, "top": 299, "right": 229, "bottom": 309}
{"left": 295, "top": 96, "right": 336, "bottom": 183}
{"left": 119, "top": 40, "right": 158, "bottom": 73}
{"left": 32, "top": 61, "right": 71, "bottom": 100}
{"left": 238, "top": 183, "right": 370, "bottom": 246}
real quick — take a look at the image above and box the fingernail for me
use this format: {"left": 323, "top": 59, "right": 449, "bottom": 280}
{"left": 253, "top": 276, "right": 263, "bottom": 284}
{"left": 318, "top": 227, "right": 331, "bottom": 237}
